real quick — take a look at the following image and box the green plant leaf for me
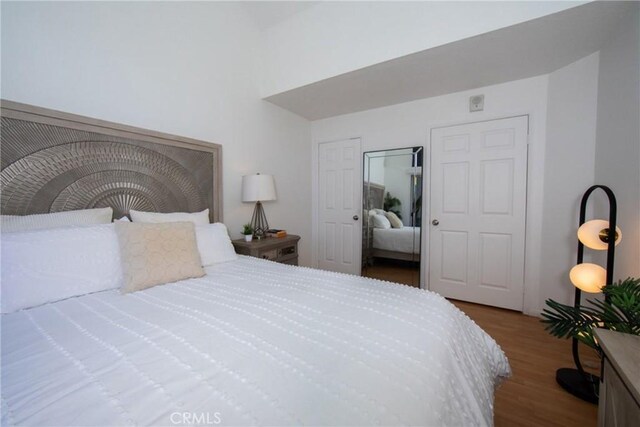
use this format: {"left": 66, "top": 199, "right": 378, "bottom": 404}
{"left": 541, "top": 277, "right": 640, "bottom": 350}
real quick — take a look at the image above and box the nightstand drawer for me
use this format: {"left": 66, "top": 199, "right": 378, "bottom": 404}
{"left": 278, "top": 245, "right": 297, "bottom": 258}
{"left": 260, "top": 248, "right": 279, "bottom": 261}
{"left": 232, "top": 235, "right": 301, "bottom": 266}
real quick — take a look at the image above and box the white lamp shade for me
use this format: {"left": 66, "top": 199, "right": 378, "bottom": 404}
{"left": 241, "top": 174, "right": 277, "bottom": 202}
{"left": 577, "top": 219, "right": 622, "bottom": 250}
{"left": 569, "top": 263, "right": 607, "bottom": 293}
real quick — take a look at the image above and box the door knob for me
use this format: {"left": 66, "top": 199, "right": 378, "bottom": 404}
{"left": 432, "top": 219, "right": 439, "bottom": 226}
{"left": 353, "top": 215, "right": 359, "bottom": 221}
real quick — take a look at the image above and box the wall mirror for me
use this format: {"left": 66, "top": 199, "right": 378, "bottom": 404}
{"left": 362, "top": 147, "right": 423, "bottom": 287}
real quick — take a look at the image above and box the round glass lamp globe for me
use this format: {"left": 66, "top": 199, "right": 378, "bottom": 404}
{"left": 569, "top": 263, "right": 606, "bottom": 293}
{"left": 577, "top": 219, "right": 622, "bottom": 250}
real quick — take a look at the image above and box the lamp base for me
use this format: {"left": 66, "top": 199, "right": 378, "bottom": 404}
{"left": 250, "top": 201, "right": 270, "bottom": 240}
{"left": 556, "top": 368, "right": 599, "bottom": 404}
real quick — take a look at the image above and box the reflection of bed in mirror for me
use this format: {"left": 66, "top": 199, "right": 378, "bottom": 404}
{"left": 364, "top": 182, "right": 421, "bottom": 262}
{"left": 362, "top": 147, "right": 423, "bottom": 288}
{"left": 372, "top": 226, "right": 421, "bottom": 261}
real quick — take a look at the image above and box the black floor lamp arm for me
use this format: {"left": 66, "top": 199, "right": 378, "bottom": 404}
{"left": 572, "top": 184, "right": 617, "bottom": 376}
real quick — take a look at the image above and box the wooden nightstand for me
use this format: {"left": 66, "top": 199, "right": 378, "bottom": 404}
{"left": 594, "top": 329, "right": 640, "bottom": 427}
{"left": 232, "top": 235, "right": 300, "bottom": 265}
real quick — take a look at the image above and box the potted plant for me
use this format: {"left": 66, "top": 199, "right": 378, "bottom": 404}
{"left": 383, "top": 192, "right": 402, "bottom": 219}
{"left": 241, "top": 223, "right": 254, "bottom": 242}
{"left": 541, "top": 277, "right": 640, "bottom": 349}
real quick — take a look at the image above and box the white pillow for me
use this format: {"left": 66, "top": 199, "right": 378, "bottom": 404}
{"left": 195, "top": 223, "right": 238, "bottom": 266}
{"left": 130, "top": 209, "right": 210, "bottom": 225}
{"left": 372, "top": 214, "right": 392, "bottom": 229}
{"left": 1, "top": 207, "right": 113, "bottom": 233}
{"left": 0, "top": 224, "right": 123, "bottom": 313}
{"left": 373, "top": 208, "right": 385, "bottom": 215}
{"left": 115, "top": 216, "right": 131, "bottom": 222}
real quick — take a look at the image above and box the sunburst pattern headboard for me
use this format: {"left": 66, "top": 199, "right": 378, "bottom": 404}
{"left": 1, "top": 101, "right": 222, "bottom": 222}
{"left": 364, "top": 182, "right": 385, "bottom": 211}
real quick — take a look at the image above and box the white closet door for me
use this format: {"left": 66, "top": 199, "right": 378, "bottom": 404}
{"left": 429, "top": 116, "right": 528, "bottom": 311}
{"left": 318, "top": 138, "right": 362, "bottom": 275}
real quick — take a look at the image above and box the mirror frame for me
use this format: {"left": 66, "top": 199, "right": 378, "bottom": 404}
{"left": 362, "top": 146, "right": 424, "bottom": 287}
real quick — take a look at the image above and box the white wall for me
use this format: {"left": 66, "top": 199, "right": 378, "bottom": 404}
{"left": 594, "top": 4, "right": 640, "bottom": 281}
{"left": 542, "top": 53, "right": 600, "bottom": 306}
{"left": 262, "top": 1, "right": 584, "bottom": 96}
{"left": 312, "top": 75, "right": 550, "bottom": 315}
{"left": 1, "top": 1, "right": 313, "bottom": 265}
{"left": 364, "top": 155, "right": 385, "bottom": 185}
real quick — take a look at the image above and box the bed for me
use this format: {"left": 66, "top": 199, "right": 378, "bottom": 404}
{"left": 1, "top": 256, "right": 509, "bottom": 426}
{"left": 1, "top": 102, "right": 510, "bottom": 426}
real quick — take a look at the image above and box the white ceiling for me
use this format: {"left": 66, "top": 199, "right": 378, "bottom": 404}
{"left": 241, "top": 1, "right": 320, "bottom": 30}
{"left": 264, "top": 1, "right": 632, "bottom": 120}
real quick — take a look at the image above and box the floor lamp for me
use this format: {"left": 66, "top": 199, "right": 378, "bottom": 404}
{"left": 241, "top": 173, "right": 277, "bottom": 239}
{"left": 556, "top": 185, "right": 621, "bottom": 403}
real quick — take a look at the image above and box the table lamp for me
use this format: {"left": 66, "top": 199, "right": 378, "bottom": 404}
{"left": 241, "top": 173, "right": 276, "bottom": 239}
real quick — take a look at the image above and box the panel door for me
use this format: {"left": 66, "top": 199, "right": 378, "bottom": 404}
{"left": 318, "top": 138, "right": 362, "bottom": 275}
{"left": 429, "top": 116, "right": 528, "bottom": 311}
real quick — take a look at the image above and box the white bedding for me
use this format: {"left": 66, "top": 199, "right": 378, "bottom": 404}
{"left": 373, "top": 226, "right": 421, "bottom": 254}
{"left": 1, "top": 256, "right": 509, "bottom": 426}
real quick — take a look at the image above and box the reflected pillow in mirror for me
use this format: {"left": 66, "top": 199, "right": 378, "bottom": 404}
{"left": 385, "top": 211, "right": 403, "bottom": 228}
{"left": 372, "top": 214, "right": 392, "bottom": 229}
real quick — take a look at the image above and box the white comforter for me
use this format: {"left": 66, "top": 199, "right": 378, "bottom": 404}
{"left": 1, "top": 256, "right": 510, "bottom": 426}
{"left": 373, "top": 226, "right": 421, "bottom": 254}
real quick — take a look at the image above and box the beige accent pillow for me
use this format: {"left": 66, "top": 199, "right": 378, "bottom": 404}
{"left": 115, "top": 222, "right": 205, "bottom": 293}
{"left": 385, "top": 211, "right": 404, "bottom": 228}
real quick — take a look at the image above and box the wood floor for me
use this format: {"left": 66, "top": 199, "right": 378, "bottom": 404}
{"left": 362, "top": 258, "right": 421, "bottom": 288}
{"left": 450, "top": 300, "right": 600, "bottom": 427}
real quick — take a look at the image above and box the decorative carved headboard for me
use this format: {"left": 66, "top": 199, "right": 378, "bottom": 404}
{"left": 364, "top": 182, "right": 385, "bottom": 211}
{"left": 1, "top": 101, "right": 222, "bottom": 222}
